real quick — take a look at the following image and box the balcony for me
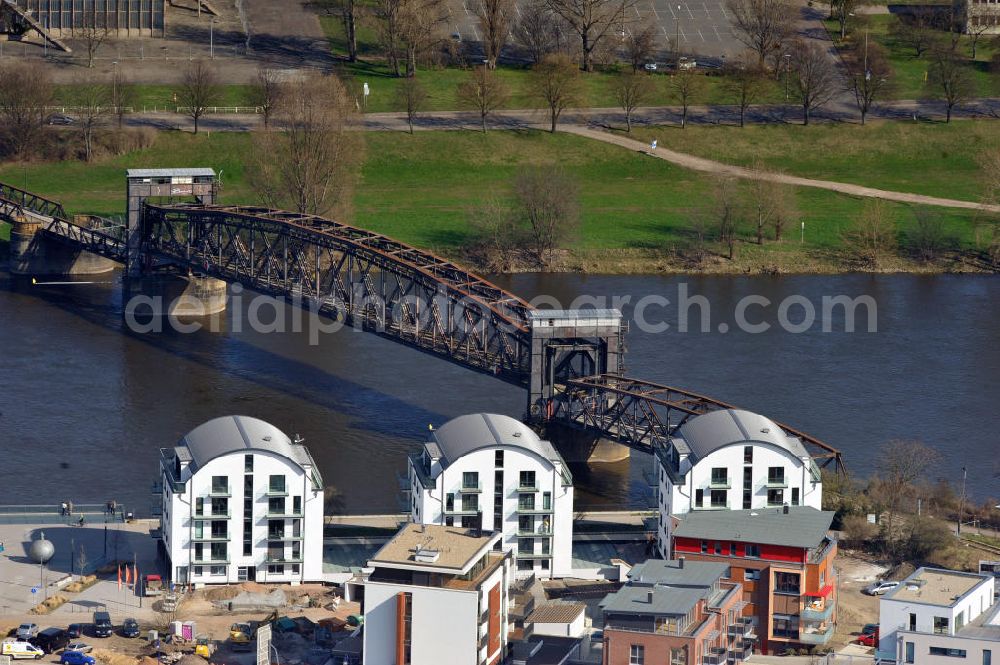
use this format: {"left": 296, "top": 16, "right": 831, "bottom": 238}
{"left": 193, "top": 555, "right": 230, "bottom": 564}
{"left": 702, "top": 648, "right": 728, "bottom": 665}
{"left": 192, "top": 532, "right": 230, "bottom": 542}
{"left": 517, "top": 530, "right": 553, "bottom": 538}
{"left": 708, "top": 477, "right": 731, "bottom": 489}
{"left": 517, "top": 483, "right": 539, "bottom": 493}
{"left": 516, "top": 504, "right": 553, "bottom": 515}
{"left": 799, "top": 624, "right": 834, "bottom": 645}
{"left": 516, "top": 551, "right": 552, "bottom": 559}
{"left": 265, "top": 554, "right": 303, "bottom": 563}
{"left": 267, "top": 532, "right": 304, "bottom": 541}
{"left": 801, "top": 602, "right": 835, "bottom": 622}
{"left": 266, "top": 508, "right": 303, "bottom": 518}
{"left": 208, "top": 485, "right": 231, "bottom": 498}
{"left": 765, "top": 476, "right": 788, "bottom": 488}
{"left": 458, "top": 482, "right": 482, "bottom": 494}
{"left": 728, "top": 617, "right": 754, "bottom": 637}
{"left": 195, "top": 510, "right": 231, "bottom": 519}
{"left": 444, "top": 506, "right": 481, "bottom": 516}
{"left": 159, "top": 449, "right": 187, "bottom": 493}
{"left": 266, "top": 485, "right": 288, "bottom": 497}
{"left": 734, "top": 640, "right": 754, "bottom": 660}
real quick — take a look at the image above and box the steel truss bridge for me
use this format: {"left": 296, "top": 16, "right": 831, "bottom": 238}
{"left": 0, "top": 180, "right": 846, "bottom": 474}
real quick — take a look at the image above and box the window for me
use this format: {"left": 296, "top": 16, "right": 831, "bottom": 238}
{"left": 519, "top": 539, "right": 534, "bottom": 554}
{"left": 517, "top": 559, "right": 533, "bottom": 571}
{"left": 909, "top": 613, "right": 917, "bottom": 631}
{"left": 629, "top": 644, "right": 644, "bottom": 665}
{"left": 714, "top": 541, "right": 722, "bottom": 555}
{"left": 745, "top": 544, "right": 760, "bottom": 557}
{"left": 267, "top": 564, "right": 284, "bottom": 575}
{"left": 237, "top": 566, "right": 249, "bottom": 581}
{"left": 772, "top": 615, "right": 799, "bottom": 639}
{"left": 934, "top": 617, "right": 950, "bottom": 635}
{"left": 210, "top": 497, "right": 228, "bottom": 516}
{"left": 541, "top": 540, "right": 550, "bottom": 555}
{"left": 541, "top": 560, "right": 549, "bottom": 570}
{"left": 695, "top": 489, "right": 704, "bottom": 507}
{"left": 461, "top": 494, "right": 478, "bottom": 512}
{"left": 195, "top": 497, "right": 204, "bottom": 516}
{"left": 775, "top": 572, "right": 800, "bottom": 594}
{"left": 905, "top": 642, "right": 915, "bottom": 663}
{"left": 268, "top": 475, "right": 286, "bottom": 494}
{"left": 495, "top": 450, "right": 504, "bottom": 467}
{"left": 956, "top": 611, "right": 966, "bottom": 631}
{"left": 671, "top": 647, "right": 687, "bottom": 665}
{"left": 767, "top": 489, "right": 784, "bottom": 506}
{"left": 243, "top": 542, "right": 252, "bottom": 556}
{"left": 192, "top": 565, "right": 203, "bottom": 576}
{"left": 744, "top": 569, "right": 761, "bottom": 581}
{"left": 243, "top": 496, "right": 252, "bottom": 517}
{"left": 518, "top": 494, "right": 535, "bottom": 511}
{"left": 744, "top": 446, "right": 753, "bottom": 464}
{"left": 494, "top": 494, "right": 503, "bottom": 509}
{"left": 268, "top": 519, "right": 284, "bottom": 540}
{"left": 519, "top": 515, "right": 533, "bottom": 532}
{"left": 743, "top": 467, "right": 753, "bottom": 486}
{"left": 928, "top": 647, "right": 967, "bottom": 658}
{"left": 519, "top": 471, "right": 536, "bottom": 489}
{"left": 743, "top": 489, "right": 752, "bottom": 509}
{"left": 210, "top": 565, "right": 226, "bottom": 576}
{"left": 494, "top": 469, "right": 503, "bottom": 489}
{"left": 244, "top": 454, "right": 254, "bottom": 472}
{"left": 767, "top": 467, "right": 785, "bottom": 485}
{"left": 463, "top": 471, "right": 479, "bottom": 490}
{"left": 791, "top": 488, "right": 800, "bottom": 506}
{"left": 445, "top": 516, "right": 454, "bottom": 527}
{"left": 711, "top": 467, "right": 728, "bottom": 486}
{"left": 445, "top": 493, "right": 454, "bottom": 511}
{"left": 291, "top": 564, "right": 300, "bottom": 575}
{"left": 542, "top": 492, "right": 551, "bottom": 510}
{"left": 268, "top": 496, "right": 284, "bottom": 515}
{"left": 983, "top": 650, "right": 991, "bottom": 665}
{"left": 701, "top": 540, "right": 708, "bottom": 553}
{"left": 710, "top": 489, "right": 728, "bottom": 508}
{"left": 211, "top": 475, "right": 229, "bottom": 494}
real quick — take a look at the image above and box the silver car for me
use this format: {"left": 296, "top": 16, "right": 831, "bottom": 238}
{"left": 65, "top": 643, "right": 93, "bottom": 654}
{"left": 863, "top": 580, "right": 899, "bottom": 596}
{"left": 15, "top": 624, "right": 38, "bottom": 640}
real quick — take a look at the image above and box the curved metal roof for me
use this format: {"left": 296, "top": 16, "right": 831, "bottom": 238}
{"left": 679, "top": 409, "right": 810, "bottom": 462}
{"left": 180, "top": 415, "right": 312, "bottom": 474}
{"left": 432, "top": 413, "right": 563, "bottom": 470}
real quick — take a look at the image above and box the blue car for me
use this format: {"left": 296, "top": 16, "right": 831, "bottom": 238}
{"left": 60, "top": 651, "right": 96, "bottom": 665}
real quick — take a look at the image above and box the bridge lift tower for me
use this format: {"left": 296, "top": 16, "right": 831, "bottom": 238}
{"left": 527, "top": 309, "right": 625, "bottom": 422}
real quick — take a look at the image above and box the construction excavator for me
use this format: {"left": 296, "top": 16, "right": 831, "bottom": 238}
{"left": 229, "top": 611, "right": 278, "bottom": 652}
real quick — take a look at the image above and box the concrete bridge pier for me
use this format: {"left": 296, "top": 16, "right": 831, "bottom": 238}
{"left": 544, "top": 421, "right": 631, "bottom": 464}
{"left": 123, "top": 273, "right": 228, "bottom": 318}
{"left": 7, "top": 215, "right": 115, "bottom": 275}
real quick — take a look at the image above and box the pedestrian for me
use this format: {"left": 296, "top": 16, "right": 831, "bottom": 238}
{"left": 78, "top": 515, "right": 85, "bottom": 527}
{"left": 67, "top": 501, "right": 73, "bottom": 516}
{"left": 111, "top": 499, "right": 117, "bottom": 515}
{"left": 650, "top": 139, "right": 658, "bottom": 153}
{"left": 60, "top": 502, "right": 67, "bottom": 516}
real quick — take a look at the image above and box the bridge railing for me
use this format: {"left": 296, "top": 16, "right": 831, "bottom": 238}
{"left": 0, "top": 181, "right": 69, "bottom": 221}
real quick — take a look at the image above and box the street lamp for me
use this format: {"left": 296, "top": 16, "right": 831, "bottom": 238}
{"left": 783, "top": 53, "right": 791, "bottom": 101}
{"left": 675, "top": 6, "right": 682, "bottom": 69}
{"left": 210, "top": 19, "right": 216, "bottom": 59}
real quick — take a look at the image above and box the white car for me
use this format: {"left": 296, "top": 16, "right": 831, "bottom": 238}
{"left": 643, "top": 62, "right": 658, "bottom": 72}
{"left": 15, "top": 625, "right": 38, "bottom": 641}
{"left": 66, "top": 643, "right": 92, "bottom": 654}
{"left": 863, "top": 580, "right": 899, "bottom": 596}
{"left": 1, "top": 640, "right": 44, "bottom": 660}
{"left": 677, "top": 57, "right": 697, "bottom": 70}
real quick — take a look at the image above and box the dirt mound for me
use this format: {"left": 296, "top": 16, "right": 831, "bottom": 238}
{"left": 176, "top": 655, "right": 209, "bottom": 665}
{"left": 203, "top": 586, "right": 241, "bottom": 601}
{"left": 93, "top": 649, "right": 141, "bottom": 665}
{"left": 239, "top": 581, "right": 268, "bottom": 593}
{"left": 887, "top": 561, "right": 917, "bottom": 581}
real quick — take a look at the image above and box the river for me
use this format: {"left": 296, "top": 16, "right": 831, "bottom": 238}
{"left": 0, "top": 270, "right": 997, "bottom": 515}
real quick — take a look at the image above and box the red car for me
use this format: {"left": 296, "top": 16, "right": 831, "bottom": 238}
{"left": 857, "top": 625, "right": 879, "bottom": 647}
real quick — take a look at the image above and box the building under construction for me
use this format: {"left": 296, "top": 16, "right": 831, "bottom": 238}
{"left": 0, "top": 0, "right": 165, "bottom": 50}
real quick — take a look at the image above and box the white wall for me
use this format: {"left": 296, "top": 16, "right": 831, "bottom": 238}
{"left": 163, "top": 448, "right": 323, "bottom": 585}
{"left": 533, "top": 613, "right": 586, "bottom": 638}
{"left": 410, "top": 444, "right": 573, "bottom": 578}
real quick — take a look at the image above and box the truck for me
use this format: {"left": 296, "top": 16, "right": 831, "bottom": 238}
{"left": 229, "top": 624, "right": 253, "bottom": 652}
{"left": 143, "top": 574, "right": 164, "bottom": 597}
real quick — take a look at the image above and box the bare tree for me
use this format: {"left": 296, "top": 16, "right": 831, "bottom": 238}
{"left": 396, "top": 76, "right": 428, "bottom": 133}
{"left": 771, "top": 183, "right": 797, "bottom": 241}
{"left": 712, "top": 177, "right": 742, "bottom": 259}
{"left": 338, "top": 0, "right": 359, "bottom": 62}
{"left": 624, "top": 24, "right": 658, "bottom": 72}
{"left": 75, "top": 544, "right": 88, "bottom": 579}
{"left": 788, "top": 39, "right": 838, "bottom": 125}
{"left": 907, "top": 208, "right": 953, "bottom": 261}
{"left": 77, "top": 9, "right": 110, "bottom": 69}
{"left": 869, "top": 440, "right": 940, "bottom": 558}
{"left": 668, "top": 68, "right": 705, "bottom": 128}
{"left": 725, "top": 0, "right": 794, "bottom": 67}
{"left": 513, "top": 0, "right": 562, "bottom": 64}
{"left": 889, "top": 10, "right": 936, "bottom": 58}
{"left": 398, "top": 0, "right": 449, "bottom": 77}
{"left": 476, "top": 0, "right": 517, "bottom": 68}
{"left": 110, "top": 67, "right": 137, "bottom": 130}
{"left": 845, "top": 34, "right": 892, "bottom": 124}
{"left": 250, "top": 65, "right": 282, "bottom": 129}
{"left": 513, "top": 166, "right": 580, "bottom": 266}
{"left": 830, "top": 0, "right": 859, "bottom": 40}
{"left": 966, "top": 18, "right": 991, "bottom": 60}
{"left": 248, "top": 73, "right": 363, "bottom": 217}
{"left": 842, "top": 198, "right": 897, "bottom": 268}
{"left": 465, "top": 195, "right": 519, "bottom": 271}
{"left": 72, "top": 75, "right": 110, "bottom": 162}
{"left": 746, "top": 160, "right": 778, "bottom": 244}
{"left": 614, "top": 70, "right": 653, "bottom": 131}
{"left": 457, "top": 66, "right": 510, "bottom": 132}
{"left": 176, "top": 59, "right": 222, "bottom": 134}
{"left": 375, "top": 0, "right": 406, "bottom": 75}
{"left": 927, "top": 47, "right": 976, "bottom": 122}
{"left": 545, "top": 0, "right": 634, "bottom": 71}
{"left": 723, "top": 53, "right": 764, "bottom": 127}
{"left": 0, "top": 61, "right": 53, "bottom": 158}
{"left": 532, "top": 53, "right": 584, "bottom": 132}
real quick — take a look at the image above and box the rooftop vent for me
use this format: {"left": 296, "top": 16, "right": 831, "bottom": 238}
{"left": 263, "top": 435, "right": 272, "bottom": 442}
{"left": 413, "top": 545, "right": 441, "bottom": 564}
{"left": 761, "top": 427, "right": 770, "bottom": 434}
{"left": 513, "top": 431, "right": 522, "bottom": 438}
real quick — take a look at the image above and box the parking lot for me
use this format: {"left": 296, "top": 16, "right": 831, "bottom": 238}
{"left": 448, "top": 0, "right": 745, "bottom": 64}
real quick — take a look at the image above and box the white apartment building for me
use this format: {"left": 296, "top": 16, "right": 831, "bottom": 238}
{"left": 158, "top": 415, "right": 324, "bottom": 586}
{"left": 362, "top": 523, "right": 512, "bottom": 665}
{"left": 654, "top": 408, "right": 823, "bottom": 558}
{"left": 878, "top": 567, "right": 998, "bottom": 664}
{"left": 407, "top": 413, "right": 574, "bottom": 578}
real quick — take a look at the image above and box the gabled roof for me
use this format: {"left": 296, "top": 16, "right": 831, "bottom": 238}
{"left": 431, "top": 413, "right": 567, "bottom": 475}
{"left": 673, "top": 506, "right": 834, "bottom": 549}
{"left": 678, "top": 409, "right": 810, "bottom": 462}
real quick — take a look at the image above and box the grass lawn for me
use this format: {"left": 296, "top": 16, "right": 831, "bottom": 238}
{"left": 53, "top": 84, "right": 258, "bottom": 111}
{"left": 0, "top": 128, "right": 986, "bottom": 266}
{"left": 320, "top": 12, "right": 784, "bottom": 113}
{"left": 629, "top": 120, "right": 1000, "bottom": 203}
{"left": 826, "top": 16, "right": 1000, "bottom": 100}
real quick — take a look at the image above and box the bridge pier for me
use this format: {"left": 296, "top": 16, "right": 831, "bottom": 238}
{"left": 124, "top": 273, "right": 228, "bottom": 317}
{"left": 7, "top": 214, "right": 115, "bottom": 275}
{"left": 544, "top": 421, "right": 632, "bottom": 464}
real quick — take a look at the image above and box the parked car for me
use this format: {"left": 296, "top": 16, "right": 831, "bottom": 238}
{"left": 863, "top": 580, "right": 899, "bottom": 596}
{"left": 31, "top": 628, "right": 69, "bottom": 654}
{"left": 66, "top": 625, "right": 84, "bottom": 639}
{"left": 1, "top": 640, "right": 44, "bottom": 660}
{"left": 59, "top": 651, "right": 96, "bottom": 665}
{"left": 858, "top": 626, "right": 880, "bottom": 647}
{"left": 861, "top": 623, "right": 879, "bottom": 636}
{"left": 643, "top": 62, "right": 658, "bottom": 72}
{"left": 46, "top": 114, "right": 75, "bottom": 126}
{"left": 15, "top": 625, "right": 38, "bottom": 641}
{"left": 121, "top": 619, "right": 140, "bottom": 638}
{"left": 65, "top": 642, "right": 92, "bottom": 654}
{"left": 91, "top": 612, "right": 112, "bottom": 638}
{"left": 677, "top": 57, "right": 697, "bottom": 70}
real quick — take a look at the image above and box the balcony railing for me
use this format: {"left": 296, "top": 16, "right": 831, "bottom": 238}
{"left": 265, "top": 554, "right": 303, "bottom": 563}
{"left": 458, "top": 482, "right": 482, "bottom": 494}
{"left": 702, "top": 650, "right": 727, "bottom": 665}
{"left": 517, "top": 483, "right": 539, "bottom": 492}
{"left": 208, "top": 485, "right": 231, "bottom": 497}
{"left": 728, "top": 617, "right": 754, "bottom": 636}
{"left": 195, "top": 509, "right": 231, "bottom": 519}
{"left": 266, "top": 485, "right": 288, "bottom": 497}
{"left": 708, "top": 477, "right": 731, "bottom": 489}
{"left": 801, "top": 602, "right": 835, "bottom": 622}
{"left": 799, "top": 624, "right": 834, "bottom": 645}
{"left": 516, "top": 551, "right": 552, "bottom": 559}
{"left": 268, "top": 532, "right": 304, "bottom": 541}
{"left": 266, "top": 508, "right": 303, "bottom": 518}
{"left": 193, "top": 555, "right": 230, "bottom": 564}
{"left": 444, "top": 506, "right": 480, "bottom": 515}
{"left": 192, "top": 532, "right": 230, "bottom": 542}
{"left": 765, "top": 476, "right": 788, "bottom": 488}
{"left": 516, "top": 505, "right": 553, "bottom": 515}
{"left": 517, "top": 530, "right": 553, "bottom": 538}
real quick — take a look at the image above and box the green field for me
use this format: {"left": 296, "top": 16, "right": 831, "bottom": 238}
{"left": 0, "top": 128, "right": 986, "bottom": 266}
{"left": 320, "top": 12, "right": 783, "bottom": 112}
{"left": 630, "top": 120, "right": 1000, "bottom": 203}
{"left": 53, "top": 84, "right": 258, "bottom": 111}
{"left": 826, "top": 16, "right": 1000, "bottom": 100}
